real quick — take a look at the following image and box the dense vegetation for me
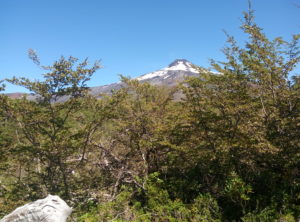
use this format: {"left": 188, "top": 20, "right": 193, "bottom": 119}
{"left": 0, "top": 10, "right": 299, "bottom": 221}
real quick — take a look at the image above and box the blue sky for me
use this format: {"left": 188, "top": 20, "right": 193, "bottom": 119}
{"left": 1, "top": 0, "right": 299, "bottom": 93}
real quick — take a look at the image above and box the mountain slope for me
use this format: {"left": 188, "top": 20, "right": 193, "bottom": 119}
{"left": 89, "top": 59, "right": 200, "bottom": 97}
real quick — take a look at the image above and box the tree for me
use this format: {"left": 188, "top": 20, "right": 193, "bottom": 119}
{"left": 177, "top": 6, "right": 300, "bottom": 220}
{"left": 89, "top": 77, "right": 177, "bottom": 196}
{"left": 5, "top": 54, "right": 101, "bottom": 200}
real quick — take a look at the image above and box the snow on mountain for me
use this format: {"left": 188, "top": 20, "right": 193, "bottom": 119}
{"left": 136, "top": 59, "right": 198, "bottom": 81}
{"left": 88, "top": 59, "right": 200, "bottom": 96}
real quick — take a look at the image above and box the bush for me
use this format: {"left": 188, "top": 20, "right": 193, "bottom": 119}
{"left": 78, "top": 173, "right": 221, "bottom": 222}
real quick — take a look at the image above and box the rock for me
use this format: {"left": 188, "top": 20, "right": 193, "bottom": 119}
{"left": 0, "top": 195, "right": 72, "bottom": 222}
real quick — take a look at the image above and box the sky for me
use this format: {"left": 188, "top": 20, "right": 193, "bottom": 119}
{"left": 1, "top": 0, "right": 299, "bottom": 93}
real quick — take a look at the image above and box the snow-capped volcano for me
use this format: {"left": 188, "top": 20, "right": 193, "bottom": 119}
{"left": 87, "top": 59, "right": 200, "bottom": 96}
{"left": 136, "top": 59, "right": 198, "bottom": 81}
{"left": 168, "top": 59, "right": 198, "bottom": 71}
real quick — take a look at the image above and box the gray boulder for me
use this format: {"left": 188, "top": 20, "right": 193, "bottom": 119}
{"left": 0, "top": 195, "right": 72, "bottom": 222}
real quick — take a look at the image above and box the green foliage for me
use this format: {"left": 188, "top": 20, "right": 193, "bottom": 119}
{"left": 242, "top": 208, "right": 297, "bottom": 222}
{"left": 78, "top": 189, "right": 135, "bottom": 222}
{"left": 224, "top": 171, "right": 252, "bottom": 213}
{"left": 1, "top": 7, "right": 299, "bottom": 222}
{"left": 1, "top": 55, "right": 101, "bottom": 205}
{"left": 78, "top": 173, "right": 221, "bottom": 222}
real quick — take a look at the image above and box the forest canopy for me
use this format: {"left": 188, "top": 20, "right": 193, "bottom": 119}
{"left": 0, "top": 8, "right": 299, "bottom": 222}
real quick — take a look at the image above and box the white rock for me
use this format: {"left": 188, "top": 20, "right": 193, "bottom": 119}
{"left": 0, "top": 195, "right": 72, "bottom": 222}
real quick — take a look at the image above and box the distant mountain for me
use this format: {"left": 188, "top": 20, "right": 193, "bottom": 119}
{"left": 136, "top": 59, "right": 199, "bottom": 84}
{"left": 6, "top": 59, "right": 202, "bottom": 100}
{"left": 5, "top": 92, "right": 27, "bottom": 99}
{"left": 89, "top": 59, "right": 200, "bottom": 97}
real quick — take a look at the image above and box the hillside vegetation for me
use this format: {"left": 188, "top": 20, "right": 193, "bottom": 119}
{"left": 0, "top": 10, "right": 299, "bottom": 221}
